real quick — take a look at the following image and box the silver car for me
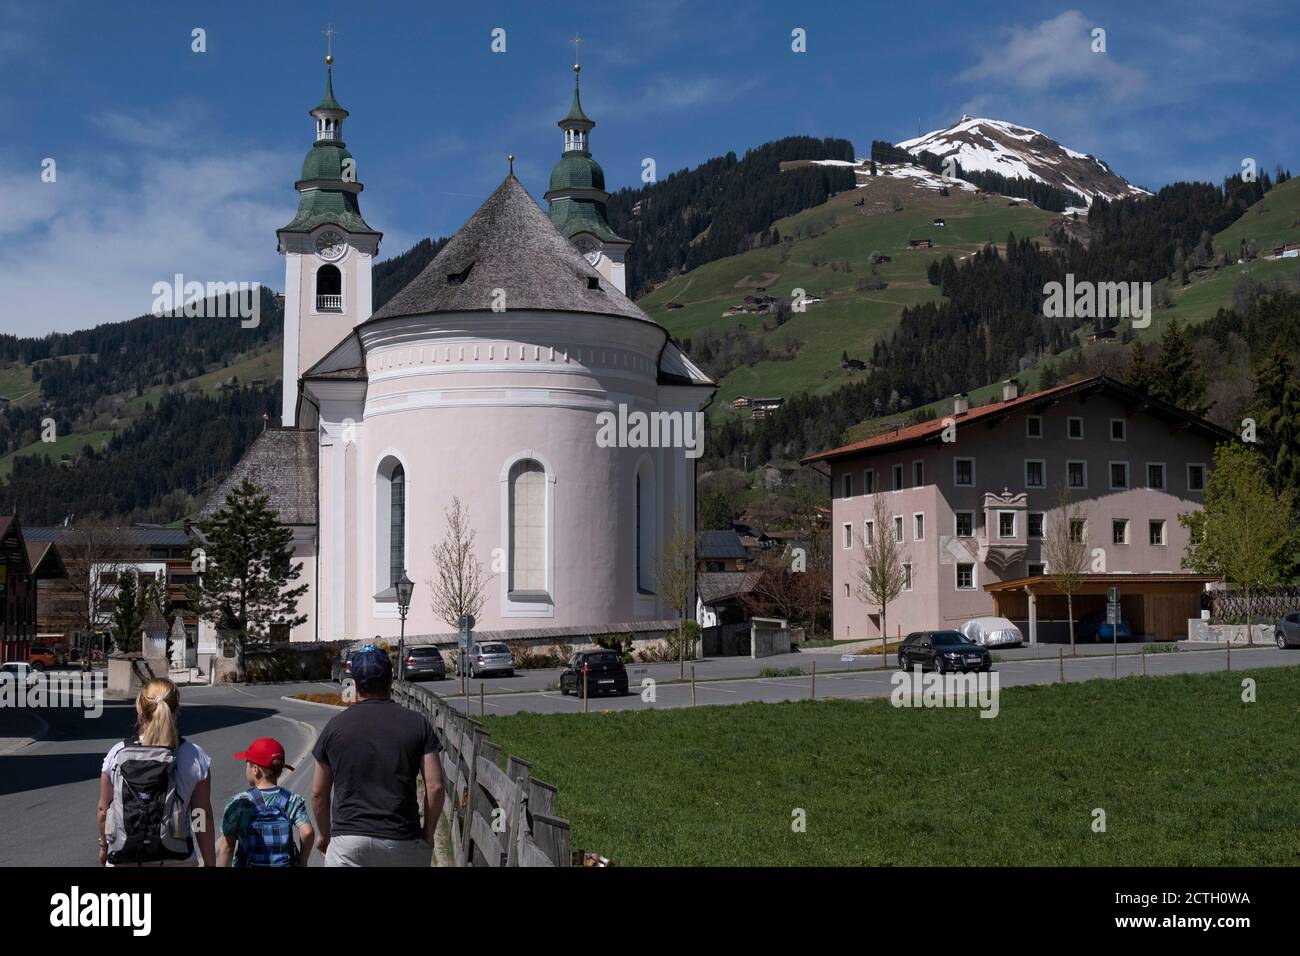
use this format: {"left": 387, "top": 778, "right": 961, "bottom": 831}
{"left": 468, "top": 642, "right": 515, "bottom": 678}
{"left": 958, "top": 616, "right": 1024, "bottom": 648}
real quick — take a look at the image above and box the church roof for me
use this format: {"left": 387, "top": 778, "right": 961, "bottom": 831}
{"left": 313, "top": 65, "right": 346, "bottom": 114}
{"left": 561, "top": 81, "right": 593, "bottom": 126}
{"left": 196, "top": 428, "right": 318, "bottom": 526}
{"left": 372, "top": 173, "right": 651, "bottom": 324}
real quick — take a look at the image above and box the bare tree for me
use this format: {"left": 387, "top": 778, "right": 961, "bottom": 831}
{"left": 427, "top": 496, "right": 490, "bottom": 632}
{"left": 1042, "top": 484, "right": 1090, "bottom": 655}
{"left": 856, "top": 495, "right": 907, "bottom": 644}
{"left": 656, "top": 509, "right": 696, "bottom": 679}
{"left": 59, "top": 522, "right": 142, "bottom": 664}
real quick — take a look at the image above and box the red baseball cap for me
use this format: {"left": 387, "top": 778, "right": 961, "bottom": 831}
{"left": 234, "top": 737, "right": 294, "bottom": 771}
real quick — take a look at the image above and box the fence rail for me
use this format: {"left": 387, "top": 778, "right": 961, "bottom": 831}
{"left": 392, "top": 680, "right": 570, "bottom": 867}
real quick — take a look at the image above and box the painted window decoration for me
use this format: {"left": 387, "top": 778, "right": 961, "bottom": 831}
{"left": 509, "top": 459, "right": 547, "bottom": 593}
{"left": 389, "top": 464, "right": 406, "bottom": 587}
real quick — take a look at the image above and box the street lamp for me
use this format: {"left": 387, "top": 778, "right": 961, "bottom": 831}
{"left": 395, "top": 571, "right": 414, "bottom": 681}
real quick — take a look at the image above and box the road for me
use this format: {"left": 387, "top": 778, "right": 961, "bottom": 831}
{"left": 0, "top": 680, "right": 335, "bottom": 867}
{"left": 427, "top": 643, "right": 1300, "bottom": 717}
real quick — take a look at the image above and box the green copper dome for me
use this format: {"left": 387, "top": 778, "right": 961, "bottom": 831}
{"left": 549, "top": 153, "right": 606, "bottom": 192}
{"left": 314, "top": 65, "right": 346, "bottom": 114}
{"left": 300, "top": 141, "right": 354, "bottom": 181}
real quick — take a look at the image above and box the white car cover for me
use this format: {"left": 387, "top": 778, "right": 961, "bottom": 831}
{"left": 959, "top": 616, "right": 1024, "bottom": 647}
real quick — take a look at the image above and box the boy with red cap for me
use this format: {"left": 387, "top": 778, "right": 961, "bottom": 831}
{"left": 217, "top": 737, "right": 314, "bottom": 867}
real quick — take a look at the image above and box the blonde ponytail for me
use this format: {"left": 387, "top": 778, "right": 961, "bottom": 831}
{"left": 136, "top": 678, "right": 181, "bottom": 748}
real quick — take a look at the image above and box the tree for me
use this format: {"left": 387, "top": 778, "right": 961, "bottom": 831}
{"left": 427, "top": 495, "right": 490, "bottom": 631}
{"left": 110, "top": 570, "right": 143, "bottom": 655}
{"left": 656, "top": 509, "right": 697, "bottom": 678}
{"left": 189, "top": 479, "right": 308, "bottom": 675}
{"left": 855, "top": 495, "right": 907, "bottom": 644}
{"left": 698, "top": 489, "right": 734, "bottom": 531}
{"left": 1041, "top": 485, "right": 1090, "bottom": 655}
{"left": 1150, "top": 318, "right": 1208, "bottom": 414}
{"left": 1125, "top": 339, "right": 1158, "bottom": 395}
{"left": 1252, "top": 349, "right": 1300, "bottom": 503}
{"left": 59, "top": 522, "right": 143, "bottom": 663}
{"left": 1180, "top": 443, "right": 1299, "bottom": 643}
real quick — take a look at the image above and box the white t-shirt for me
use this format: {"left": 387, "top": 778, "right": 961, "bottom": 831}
{"left": 102, "top": 739, "right": 212, "bottom": 805}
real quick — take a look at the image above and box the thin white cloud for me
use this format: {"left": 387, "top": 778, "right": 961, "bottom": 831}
{"left": 959, "top": 10, "right": 1146, "bottom": 98}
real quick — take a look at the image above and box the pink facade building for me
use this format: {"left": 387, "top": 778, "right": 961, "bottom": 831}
{"left": 803, "top": 377, "right": 1234, "bottom": 643}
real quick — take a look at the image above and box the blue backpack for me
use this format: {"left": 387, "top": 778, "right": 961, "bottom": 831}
{"left": 234, "top": 788, "right": 299, "bottom": 868}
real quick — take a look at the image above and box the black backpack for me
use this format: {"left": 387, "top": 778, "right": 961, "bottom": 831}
{"left": 105, "top": 737, "right": 194, "bottom": 864}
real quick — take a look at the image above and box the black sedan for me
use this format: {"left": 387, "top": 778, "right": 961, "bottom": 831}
{"left": 559, "top": 650, "right": 629, "bottom": 697}
{"left": 897, "top": 630, "right": 992, "bottom": 673}
{"left": 1276, "top": 612, "right": 1300, "bottom": 649}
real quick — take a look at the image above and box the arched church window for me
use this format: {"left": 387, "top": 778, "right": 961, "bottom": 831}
{"left": 508, "top": 459, "right": 547, "bottom": 595}
{"left": 316, "top": 264, "right": 342, "bottom": 312}
{"left": 376, "top": 457, "right": 406, "bottom": 593}
{"left": 636, "top": 459, "right": 656, "bottom": 594}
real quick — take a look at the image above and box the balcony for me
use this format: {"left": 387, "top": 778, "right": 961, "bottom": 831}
{"left": 316, "top": 294, "right": 343, "bottom": 312}
{"left": 978, "top": 489, "right": 1028, "bottom": 571}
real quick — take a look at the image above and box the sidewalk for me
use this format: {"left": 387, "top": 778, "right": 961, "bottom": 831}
{"left": 0, "top": 707, "right": 48, "bottom": 754}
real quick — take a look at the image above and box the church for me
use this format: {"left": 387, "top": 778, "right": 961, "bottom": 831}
{"left": 197, "top": 53, "right": 714, "bottom": 652}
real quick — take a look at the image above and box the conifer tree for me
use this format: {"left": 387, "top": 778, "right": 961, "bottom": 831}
{"left": 1150, "top": 318, "right": 1207, "bottom": 414}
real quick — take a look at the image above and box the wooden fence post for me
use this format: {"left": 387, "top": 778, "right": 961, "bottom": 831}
{"left": 532, "top": 812, "right": 571, "bottom": 867}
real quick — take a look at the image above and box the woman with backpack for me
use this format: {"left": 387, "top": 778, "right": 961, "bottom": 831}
{"left": 97, "top": 678, "right": 216, "bottom": 866}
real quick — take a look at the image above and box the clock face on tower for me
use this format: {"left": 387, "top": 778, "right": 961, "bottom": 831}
{"left": 315, "top": 230, "right": 347, "bottom": 261}
{"left": 574, "top": 236, "right": 602, "bottom": 266}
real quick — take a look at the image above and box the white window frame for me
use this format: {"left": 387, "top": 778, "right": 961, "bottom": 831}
{"left": 997, "top": 510, "right": 1016, "bottom": 539}
{"left": 863, "top": 520, "right": 874, "bottom": 547}
{"left": 863, "top": 469, "right": 876, "bottom": 495}
{"left": 1112, "top": 518, "right": 1129, "bottom": 545}
{"left": 1027, "top": 561, "right": 1047, "bottom": 577}
{"left": 1109, "top": 460, "right": 1130, "bottom": 491}
{"left": 1110, "top": 418, "right": 1127, "bottom": 441}
{"left": 1067, "top": 416, "right": 1084, "bottom": 440}
{"left": 902, "top": 562, "right": 913, "bottom": 592}
{"left": 912, "top": 459, "right": 925, "bottom": 488}
{"left": 842, "top": 523, "right": 853, "bottom": 550}
{"left": 893, "top": 515, "right": 904, "bottom": 543}
{"left": 1027, "top": 511, "right": 1045, "bottom": 539}
{"left": 1067, "top": 459, "right": 1088, "bottom": 490}
{"left": 892, "top": 463, "right": 904, "bottom": 491}
{"left": 499, "top": 451, "right": 556, "bottom": 617}
{"left": 372, "top": 451, "right": 411, "bottom": 610}
{"left": 913, "top": 512, "right": 925, "bottom": 541}
{"left": 955, "top": 562, "right": 977, "bottom": 591}
{"left": 842, "top": 472, "right": 853, "bottom": 498}
{"left": 1149, "top": 519, "right": 1167, "bottom": 546}
{"left": 1146, "top": 461, "right": 1166, "bottom": 490}
{"left": 1187, "top": 462, "right": 1206, "bottom": 492}
{"left": 954, "top": 510, "right": 974, "bottom": 538}
{"left": 1024, "top": 458, "right": 1046, "bottom": 489}
{"left": 953, "top": 457, "right": 976, "bottom": 487}
{"left": 1025, "top": 415, "right": 1043, "bottom": 439}
{"left": 1069, "top": 518, "right": 1087, "bottom": 544}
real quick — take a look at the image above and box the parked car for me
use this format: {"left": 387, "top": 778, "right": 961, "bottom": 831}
{"left": 402, "top": 646, "right": 447, "bottom": 680}
{"left": 560, "top": 650, "right": 629, "bottom": 696}
{"left": 28, "top": 645, "right": 65, "bottom": 671}
{"left": 897, "top": 630, "right": 992, "bottom": 673}
{"left": 1075, "top": 610, "right": 1134, "bottom": 643}
{"left": 958, "top": 616, "right": 1024, "bottom": 648}
{"left": 468, "top": 642, "right": 515, "bottom": 679}
{"left": 330, "top": 651, "right": 353, "bottom": 683}
{"left": 1, "top": 661, "right": 40, "bottom": 686}
{"left": 1275, "top": 612, "right": 1300, "bottom": 649}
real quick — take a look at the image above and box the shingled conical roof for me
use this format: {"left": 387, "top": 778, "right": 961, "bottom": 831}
{"left": 372, "top": 174, "right": 650, "bottom": 323}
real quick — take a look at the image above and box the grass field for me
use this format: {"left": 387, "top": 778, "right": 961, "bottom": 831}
{"left": 485, "top": 666, "right": 1300, "bottom": 866}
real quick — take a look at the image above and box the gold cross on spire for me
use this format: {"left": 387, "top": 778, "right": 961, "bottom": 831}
{"left": 323, "top": 23, "right": 339, "bottom": 64}
{"left": 571, "top": 32, "right": 583, "bottom": 69}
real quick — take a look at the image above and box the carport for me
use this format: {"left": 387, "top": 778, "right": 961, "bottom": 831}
{"left": 985, "top": 574, "right": 1218, "bottom": 643}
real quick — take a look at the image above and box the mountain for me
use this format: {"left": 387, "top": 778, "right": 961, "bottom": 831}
{"left": 896, "top": 116, "right": 1150, "bottom": 205}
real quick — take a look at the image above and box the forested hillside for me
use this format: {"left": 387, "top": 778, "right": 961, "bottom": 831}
{"left": 605, "top": 136, "right": 856, "bottom": 298}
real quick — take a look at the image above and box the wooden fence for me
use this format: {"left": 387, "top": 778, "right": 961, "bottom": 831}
{"left": 392, "top": 680, "right": 571, "bottom": 867}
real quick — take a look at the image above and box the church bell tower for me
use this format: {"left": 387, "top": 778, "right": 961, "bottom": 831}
{"left": 276, "top": 42, "right": 381, "bottom": 426}
{"left": 543, "top": 43, "right": 631, "bottom": 295}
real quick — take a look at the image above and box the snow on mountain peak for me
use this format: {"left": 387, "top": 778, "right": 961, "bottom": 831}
{"left": 896, "top": 117, "right": 1148, "bottom": 204}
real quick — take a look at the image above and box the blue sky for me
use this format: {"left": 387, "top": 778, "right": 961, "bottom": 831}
{"left": 1, "top": 0, "right": 1296, "bottom": 335}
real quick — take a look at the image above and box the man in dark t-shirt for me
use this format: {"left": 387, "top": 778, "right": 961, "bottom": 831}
{"left": 311, "top": 648, "right": 445, "bottom": 866}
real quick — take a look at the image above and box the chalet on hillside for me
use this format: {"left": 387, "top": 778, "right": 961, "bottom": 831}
{"left": 749, "top": 397, "right": 785, "bottom": 420}
{"left": 932, "top": 218, "right": 946, "bottom": 226}
{"left": 1087, "top": 328, "right": 1118, "bottom": 344}
{"left": 909, "top": 238, "right": 933, "bottom": 249}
